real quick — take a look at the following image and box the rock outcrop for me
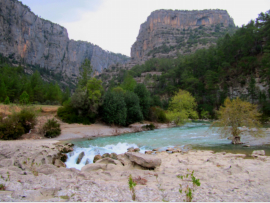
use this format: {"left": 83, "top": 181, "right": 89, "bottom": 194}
{"left": 0, "top": 0, "right": 129, "bottom": 82}
{"left": 130, "top": 9, "right": 235, "bottom": 64}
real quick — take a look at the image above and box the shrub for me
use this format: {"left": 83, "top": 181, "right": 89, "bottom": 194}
{"left": 4, "top": 96, "right": 10, "bottom": 104}
{"left": 42, "top": 118, "right": 61, "bottom": 138}
{"left": 57, "top": 105, "right": 92, "bottom": 124}
{"left": 15, "top": 108, "right": 37, "bottom": 133}
{"left": 143, "top": 123, "right": 155, "bottom": 130}
{"left": 149, "top": 107, "right": 168, "bottom": 123}
{"left": 0, "top": 116, "right": 25, "bottom": 140}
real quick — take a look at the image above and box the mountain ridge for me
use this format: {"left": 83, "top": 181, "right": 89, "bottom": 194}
{"left": 0, "top": 0, "right": 129, "bottom": 84}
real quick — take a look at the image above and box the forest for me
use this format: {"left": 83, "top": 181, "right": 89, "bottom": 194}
{"left": 100, "top": 10, "right": 270, "bottom": 121}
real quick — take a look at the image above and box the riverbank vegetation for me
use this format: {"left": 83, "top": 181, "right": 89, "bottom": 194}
{"left": 98, "top": 10, "right": 270, "bottom": 121}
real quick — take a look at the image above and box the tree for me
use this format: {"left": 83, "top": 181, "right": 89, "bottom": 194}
{"left": 124, "top": 91, "right": 143, "bottom": 125}
{"left": 212, "top": 97, "right": 263, "bottom": 144}
{"left": 4, "top": 96, "right": 10, "bottom": 104}
{"left": 166, "top": 89, "right": 198, "bottom": 125}
{"left": 86, "top": 78, "right": 103, "bottom": 113}
{"left": 101, "top": 91, "right": 127, "bottom": 126}
{"left": 20, "top": 91, "right": 29, "bottom": 104}
{"left": 134, "top": 84, "right": 150, "bottom": 119}
{"left": 121, "top": 74, "right": 137, "bottom": 92}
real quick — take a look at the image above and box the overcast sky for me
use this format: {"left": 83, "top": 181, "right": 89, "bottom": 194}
{"left": 20, "top": 0, "right": 269, "bottom": 56}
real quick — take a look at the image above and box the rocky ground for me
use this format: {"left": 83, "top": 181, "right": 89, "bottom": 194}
{"left": 0, "top": 141, "right": 269, "bottom": 202}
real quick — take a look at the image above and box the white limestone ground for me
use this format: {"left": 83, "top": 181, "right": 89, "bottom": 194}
{"left": 0, "top": 141, "right": 269, "bottom": 202}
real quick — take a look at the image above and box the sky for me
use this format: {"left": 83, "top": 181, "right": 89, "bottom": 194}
{"left": 20, "top": 0, "right": 269, "bottom": 56}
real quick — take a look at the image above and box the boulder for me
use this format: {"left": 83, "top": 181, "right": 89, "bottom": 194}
{"left": 252, "top": 150, "right": 265, "bottom": 157}
{"left": 125, "top": 152, "right": 161, "bottom": 169}
{"left": 76, "top": 152, "right": 85, "bottom": 164}
{"left": 102, "top": 153, "right": 111, "bottom": 158}
{"left": 166, "top": 148, "right": 174, "bottom": 151}
{"left": 111, "top": 153, "right": 118, "bottom": 160}
{"left": 134, "top": 148, "right": 140, "bottom": 152}
{"left": 127, "top": 147, "right": 135, "bottom": 152}
{"left": 93, "top": 155, "right": 102, "bottom": 163}
{"left": 54, "top": 159, "right": 66, "bottom": 168}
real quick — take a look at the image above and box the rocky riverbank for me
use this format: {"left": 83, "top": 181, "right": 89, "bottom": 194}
{"left": 0, "top": 141, "right": 269, "bottom": 202}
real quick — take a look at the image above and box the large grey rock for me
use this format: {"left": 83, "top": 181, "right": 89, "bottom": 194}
{"left": 125, "top": 152, "right": 161, "bottom": 169}
{"left": 0, "top": 0, "right": 129, "bottom": 83}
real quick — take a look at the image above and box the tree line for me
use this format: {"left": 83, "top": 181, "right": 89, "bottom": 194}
{"left": 0, "top": 60, "right": 70, "bottom": 105}
{"left": 103, "top": 10, "right": 270, "bottom": 120}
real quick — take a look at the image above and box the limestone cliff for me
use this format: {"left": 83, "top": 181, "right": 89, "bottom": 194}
{"left": 131, "top": 9, "right": 235, "bottom": 63}
{"left": 0, "top": 0, "right": 129, "bottom": 82}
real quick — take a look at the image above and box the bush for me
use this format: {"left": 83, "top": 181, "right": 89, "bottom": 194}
{"left": 0, "top": 115, "right": 25, "bottom": 140}
{"left": 143, "top": 123, "right": 155, "bottom": 130}
{"left": 149, "top": 107, "right": 168, "bottom": 123}
{"left": 42, "top": 118, "right": 61, "bottom": 138}
{"left": 15, "top": 108, "right": 37, "bottom": 133}
{"left": 57, "top": 105, "right": 93, "bottom": 124}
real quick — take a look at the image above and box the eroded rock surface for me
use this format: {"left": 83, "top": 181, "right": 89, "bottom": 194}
{"left": 0, "top": 142, "right": 270, "bottom": 202}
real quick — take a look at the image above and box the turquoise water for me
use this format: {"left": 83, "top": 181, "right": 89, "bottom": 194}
{"left": 65, "top": 122, "right": 270, "bottom": 170}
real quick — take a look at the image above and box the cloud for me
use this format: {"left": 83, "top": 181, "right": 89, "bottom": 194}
{"left": 20, "top": 0, "right": 104, "bottom": 22}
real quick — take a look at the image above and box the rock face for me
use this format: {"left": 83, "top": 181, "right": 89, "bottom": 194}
{"left": 130, "top": 9, "right": 235, "bottom": 64}
{"left": 0, "top": 0, "right": 129, "bottom": 82}
{"left": 125, "top": 152, "right": 161, "bottom": 169}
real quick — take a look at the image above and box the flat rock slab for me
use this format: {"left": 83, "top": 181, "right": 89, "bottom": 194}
{"left": 125, "top": 152, "right": 161, "bottom": 169}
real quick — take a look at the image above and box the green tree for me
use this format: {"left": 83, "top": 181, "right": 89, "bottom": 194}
{"left": 121, "top": 74, "right": 137, "bottom": 92}
{"left": 124, "top": 91, "right": 143, "bottom": 125}
{"left": 134, "top": 84, "right": 150, "bottom": 119}
{"left": 166, "top": 89, "right": 198, "bottom": 125}
{"left": 102, "top": 91, "right": 127, "bottom": 126}
{"left": 86, "top": 78, "right": 103, "bottom": 113}
{"left": 4, "top": 96, "right": 10, "bottom": 104}
{"left": 212, "top": 97, "right": 263, "bottom": 144}
{"left": 0, "top": 80, "right": 7, "bottom": 102}
{"left": 20, "top": 91, "right": 29, "bottom": 104}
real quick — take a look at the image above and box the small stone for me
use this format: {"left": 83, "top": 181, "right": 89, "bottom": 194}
{"left": 93, "top": 155, "right": 102, "bottom": 163}
{"left": 102, "top": 153, "right": 111, "bottom": 158}
{"left": 134, "top": 148, "right": 140, "bottom": 152}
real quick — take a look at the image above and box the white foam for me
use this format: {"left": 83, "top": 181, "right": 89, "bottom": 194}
{"left": 65, "top": 142, "right": 146, "bottom": 170}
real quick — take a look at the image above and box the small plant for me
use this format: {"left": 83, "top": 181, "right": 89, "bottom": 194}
{"left": 0, "top": 184, "right": 6, "bottom": 190}
{"left": 128, "top": 174, "right": 137, "bottom": 201}
{"left": 155, "top": 174, "right": 168, "bottom": 202}
{"left": 42, "top": 118, "right": 61, "bottom": 138}
{"left": 143, "top": 123, "right": 155, "bottom": 130}
{"left": 6, "top": 172, "right": 10, "bottom": 181}
{"left": 60, "top": 195, "right": 69, "bottom": 200}
{"left": 178, "top": 170, "right": 200, "bottom": 202}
